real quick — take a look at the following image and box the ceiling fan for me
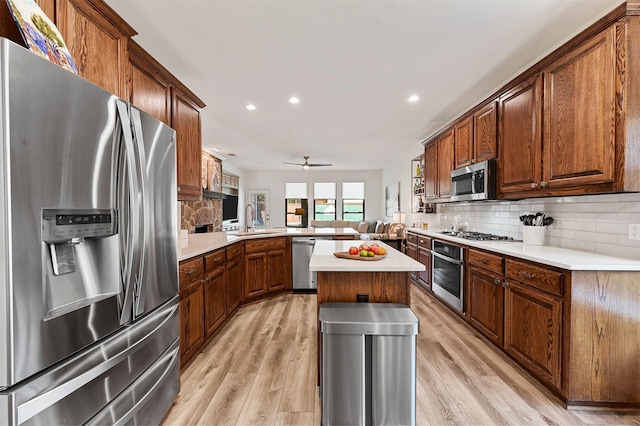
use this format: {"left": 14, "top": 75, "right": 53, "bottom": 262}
{"left": 283, "top": 156, "right": 333, "bottom": 170}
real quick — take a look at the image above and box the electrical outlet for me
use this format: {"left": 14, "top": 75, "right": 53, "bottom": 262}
{"left": 630, "top": 224, "right": 640, "bottom": 240}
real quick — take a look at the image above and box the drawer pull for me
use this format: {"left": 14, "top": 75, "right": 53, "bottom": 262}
{"left": 518, "top": 271, "right": 536, "bottom": 280}
{"left": 493, "top": 278, "right": 501, "bottom": 285}
{"left": 214, "top": 257, "right": 223, "bottom": 262}
{"left": 186, "top": 268, "right": 197, "bottom": 275}
{"left": 480, "top": 259, "right": 489, "bottom": 264}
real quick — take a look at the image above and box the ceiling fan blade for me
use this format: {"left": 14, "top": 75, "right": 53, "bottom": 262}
{"left": 282, "top": 161, "right": 304, "bottom": 166}
{"left": 308, "top": 163, "right": 333, "bottom": 167}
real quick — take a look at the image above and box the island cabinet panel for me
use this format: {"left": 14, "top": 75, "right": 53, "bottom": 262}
{"left": 498, "top": 74, "right": 543, "bottom": 196}
{"left": 504, "top": 279, "right": 563, "bottom": 390}
{"left": 436, "top": 129, "right": 455, "bottom": 199}
{"left": 56, "top": 0, "right": 135, "bottom": 98}
{"left": 543, "top": 26, "right": 616, "bottom": 190}
{"left": 454, "top": 116, "right": 473, "bottom": 169}
{"left": 226, "top": 244, "right": 244, "bottom": 313}
{"left": 473, "top": 101, "right": 498, "bottom": 163}
{"left": 172, "top": 88, "right": 202, "bottom": 201}
{"left": 566, "top": 271, "right": 640, "bottom": 404}
{"left": 316, "top": 271, "right": 410, "bottom": 306}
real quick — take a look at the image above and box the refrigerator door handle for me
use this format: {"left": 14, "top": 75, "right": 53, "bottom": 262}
{"left": 115, "top": 100, "right": 143, "bottom": 325}
{"left": 129, "top": 107, "right": 148, "bottom": 315}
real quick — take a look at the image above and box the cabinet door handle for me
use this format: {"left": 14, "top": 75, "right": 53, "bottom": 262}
{"left": 493, "top": 278, "right": 501, "bottom": 285}
{"left": 530, "top": 183, "right": 537, "bottom": 188}
{"left": 186, "top": 268, "right": 196, "bottom": 275}
{"left": 541, "top": 181, "right": 548, "bottom": 188}
{"left": 518, "top": 271, "right": 536, "bottom": 280}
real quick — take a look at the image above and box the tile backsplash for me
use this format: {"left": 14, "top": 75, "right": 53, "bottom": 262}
{"left": 428, "top": 193, "right": 640, "bottom": 260}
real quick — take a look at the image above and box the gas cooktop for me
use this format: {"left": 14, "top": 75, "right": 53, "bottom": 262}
{"left": 440, "top": 230, "right": 516, "bottom": 241}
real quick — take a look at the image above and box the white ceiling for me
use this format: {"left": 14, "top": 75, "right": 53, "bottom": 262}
{"left": 105, "top": 0, "right": 621, "bottom": 172}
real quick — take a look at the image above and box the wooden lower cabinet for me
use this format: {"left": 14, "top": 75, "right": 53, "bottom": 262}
{"left": 245, "top": 252, "right": 267, "bottom": 298}
{"left": 179, "top": 283, "right": 204, "bottom": 366}
{"left": 267, "top": 249, "right": 287, "bottom": 292}
{"left": 226, "top": 254, "right": 244, "bottom": 313}
{"left": 416, "top": 235, "right": 431, "bottom": 292}
{"left": 203, "top": 267, "right": 226, "bottom": 339}
{"left": 405, "top": 232, "right": 418, "bottom": 284}
{"left": 505, "top": 280, "right": 563, "bottom": 389}
{"left": 244, "top": 237, "right": 290, "bottom": 300}
{"left": 468, "top": 266, "right": 504, "bottom": 346}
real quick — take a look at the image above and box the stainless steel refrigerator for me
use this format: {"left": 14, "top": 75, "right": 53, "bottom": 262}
{"left": 0, "top": 38, "right": 180, "bottom": 425}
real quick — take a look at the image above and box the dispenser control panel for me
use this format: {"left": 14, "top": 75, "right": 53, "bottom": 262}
{"left": 42, "top": 209, "right": 117, "bottom": 242}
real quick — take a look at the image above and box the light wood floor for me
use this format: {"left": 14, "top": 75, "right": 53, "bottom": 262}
{"left": 163, "top": 286, "right": 640, "bottom": 425}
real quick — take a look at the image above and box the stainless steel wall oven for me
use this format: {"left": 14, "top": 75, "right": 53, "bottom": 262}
{"left": 431, "top": 240, "right": 465, "bottom": 312}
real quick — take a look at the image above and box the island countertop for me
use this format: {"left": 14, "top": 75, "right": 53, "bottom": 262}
{"left": 309, "top": 240, "right": 425, "bottom": 272}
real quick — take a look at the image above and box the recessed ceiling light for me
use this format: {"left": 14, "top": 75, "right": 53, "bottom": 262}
{"left": 408, "top": 95, "right": 420, "bottom": 103}
{"left": 246, "top": 104, "right": 256, "bottom": 111}
{"left": 289, "top": 97, "right": 300, "bottom": 104}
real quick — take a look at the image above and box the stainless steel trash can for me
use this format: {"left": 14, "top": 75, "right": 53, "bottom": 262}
{"left": 319, "top": 303, "right": 419, "bottom": 426}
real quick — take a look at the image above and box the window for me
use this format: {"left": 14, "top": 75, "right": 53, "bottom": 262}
{"left": 314, "top": 182, "right": 336, "bottom": 220}
{"left": 285, "top": 183, "right": 308, "bottom": 227}
{"left": 342, "top": 182, "right": 365, "bottom": 221}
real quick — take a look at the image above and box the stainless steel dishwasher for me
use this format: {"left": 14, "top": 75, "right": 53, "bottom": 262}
{"left": 292, "top": 236, "right": 332, "bottom": 291}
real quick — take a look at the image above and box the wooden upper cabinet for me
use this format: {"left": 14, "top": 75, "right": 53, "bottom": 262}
{"left": 172, "top": 88, "right": 203, "bottom": 201}
{"left": 128, "top": 40, "right": 171, "bottom": 125}
{"left": 436, "top": 129, "right": 454, "bottom": 199}
{"left": 56, "top": 0, "right": 136, "bottom": 98}
{"left": 423, "top": 142, "right": 437, "bottom": 200}
{"left": 498, "top": 74, "right": 543, "bottom": 196}
{"left": 454, "top": 116, "right": 473, "bottom": 169}
{"left": 473, "top": 101, "right": 498, "bottom": 163}
{"left": 543, "top": 26, "right": 616, "bottom": 189}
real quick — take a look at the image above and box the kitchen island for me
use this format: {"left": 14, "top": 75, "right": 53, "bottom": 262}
{"left": 310, "top": 240, "right": 425, "bottom": 306}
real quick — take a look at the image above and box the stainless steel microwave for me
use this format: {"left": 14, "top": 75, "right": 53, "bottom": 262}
{"left": 450, "top": 159, "right": 496, "bottom": 202}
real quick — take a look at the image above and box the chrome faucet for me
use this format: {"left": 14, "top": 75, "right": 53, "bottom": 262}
{"left": 245, "top": 204, "right": 255, "bottom": 232}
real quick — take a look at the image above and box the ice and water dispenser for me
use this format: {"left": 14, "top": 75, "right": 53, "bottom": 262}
{"left": 41, "top": 209, "right": 120, "bottom": 320}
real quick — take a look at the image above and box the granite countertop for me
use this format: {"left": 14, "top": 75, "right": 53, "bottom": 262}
{"left": 309, "top": 240, "right": 425, "bottom": 272}
{"left": 406, "top": 228, "right": 640, "bottom": 271}
{"left": 178, "top": 228, "right": 359, "bottom": 261}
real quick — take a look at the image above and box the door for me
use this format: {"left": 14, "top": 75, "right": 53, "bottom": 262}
{"left": 247, "top": 188, "right": 270, "bottom": 229}
{"left": 130, "top": 106, "right": 179, "bottom": 319}
{"left": 1, "top": 41, "right": 126, "bottom": 387}
{"left": 267, "top": 249, "right": 287, "bottom": 292}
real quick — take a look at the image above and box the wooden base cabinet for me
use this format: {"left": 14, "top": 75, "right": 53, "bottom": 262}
{"left": 416, "top": 235, "right": 431, "bottom": 292}
{"left": 504, "top": 280, "right": 563, "bottom": 390}
{"left": 468, "top": 266, "right": 504, "bottom": 346}
{"left": 226, "top": 244, "right": 244, "bottom": 313}
{"left": 405, "top": 232, "right": 418, "bottom": 284}
{"left": 244, "top": 237, "right": 291, "bottom": 301}
{"left": 178, "top": 257, "right": 204, "bottom": 366}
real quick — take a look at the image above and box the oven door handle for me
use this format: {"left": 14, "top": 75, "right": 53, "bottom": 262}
{"left": 431, "top": 250, "right": 463, "bottom": 265}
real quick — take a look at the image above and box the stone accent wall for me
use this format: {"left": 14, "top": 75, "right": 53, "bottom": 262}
{"left": 180, "top": 198, "right": 223, "bottom": 233}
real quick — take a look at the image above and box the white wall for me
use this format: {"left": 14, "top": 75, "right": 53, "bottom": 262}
{"left": 242, "top": 169, "right": 382, "bottom": 228}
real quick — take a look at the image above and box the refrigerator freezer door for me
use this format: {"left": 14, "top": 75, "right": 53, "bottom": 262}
{"left": 0, "top": 39, "right": 127, "bottom": 387}
{"left": 0, "top": 298, "right": 179, "bottom": 426}
{"left": 129, "top": 107, "right": 178, "bottom": 319}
